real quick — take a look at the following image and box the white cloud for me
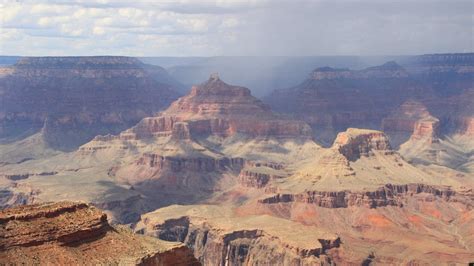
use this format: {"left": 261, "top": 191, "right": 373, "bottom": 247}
{"left": 0, "top": 0, "right": 472, "bottom": 56}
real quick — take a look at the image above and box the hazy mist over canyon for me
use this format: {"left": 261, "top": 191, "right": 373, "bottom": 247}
{"left": 0, "top": 0, "right": 473, "bottom": 265}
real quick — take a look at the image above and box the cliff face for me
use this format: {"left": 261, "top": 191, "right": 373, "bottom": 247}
{"left": 135, "top": 205, "right": 340, "bottom": 265}
{"left": 410, "top": 117, "right": 440, "bottom": 142}
{"left": 238, "top": 161, "right": 286, "bottom": 188}
{"left": 258, "top": 183, "right": 458, "bottom": 208}
{"left": 0, "top": 202, "right": 108, "bottom": 249}
{"left": 0, "top": 202, "right": 199, "bottom": 265}
{"left": 265, "top": 55, "right": 473, "bottom": 146}
{"left": 403, "top": 53, "right": 474, "bottom": 96}
{"left": 382, "top": 100, "right": 439, "bottom": 147}
{"left": 0, "top": 56, "right": 181, "bottom": 150}
{"left": 113, "top": 154, "right": 244, "bottom": 190}
{"left": 265, "top": 61, "right": 428, "bottom": 145}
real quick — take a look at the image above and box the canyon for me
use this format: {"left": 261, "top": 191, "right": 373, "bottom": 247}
{"left": 0, "top": 56, "right": 181, "bottom": 151}
{"left": 0, "top": 54, "right": 473, "bottom": 265}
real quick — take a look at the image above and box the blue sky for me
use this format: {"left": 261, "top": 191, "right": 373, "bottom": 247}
{"left": 1, "top": 0, "right": 472, "bottom": 56}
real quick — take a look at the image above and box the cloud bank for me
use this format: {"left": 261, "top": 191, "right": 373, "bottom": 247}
{"left": 0, "top": 0, "right": 472, "bottom": 56}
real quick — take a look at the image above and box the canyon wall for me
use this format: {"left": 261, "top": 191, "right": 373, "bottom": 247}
{"left": 0, "top": 56, "right": 181, "bottom": 150}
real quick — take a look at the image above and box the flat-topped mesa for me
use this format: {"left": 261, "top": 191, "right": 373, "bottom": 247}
{"left": 310, "top": 61, "right": 409, "bottom": 80}
{"left": 333, "top": 128, "right": 392, "bottom": 161}
{"left": 5, "top": 56, "right": 155, "bottom": 78}
{"left": 0, "top": 56, "right": 181, "bottom": 150}
{"left": 115, "top": 74, "right": 313, "bottom": 140}
{"left": 15, "top": 56, "right": 141, "bottom": 67}
{"left": 405, "top": 53, "right": 474, "bottom": 74}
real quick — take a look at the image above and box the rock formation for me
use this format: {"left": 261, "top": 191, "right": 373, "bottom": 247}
{"left": 0, "top": 201, "right": 199, "bottom": 265}
{"left": 0, "top": 56, "right": 181, "bottom": 150}
{"left": 258, "top": 183, "right": 458, "bottom": 208}
{"left": 1, "top": 55, "right": 473, "bottom": 265}
{"left": 402, "top": 53, "right": 474, "bottom": 96}
{"left": 333, "top": 128, "right": 392, "bottom": 161}
{"left": 266, "top": 56, "right": 473, "bottom": 148}
{"left": 265, "top": 61, "right": 428, "bottom": 145}
{"left": 108, "top": 74, "right": 312, "bottom": 142}
{"left": 382, "top": 100, "right": 437, "bottom": 147}
{"left": 135, "top": 205, "right": 340, "bottom": 265}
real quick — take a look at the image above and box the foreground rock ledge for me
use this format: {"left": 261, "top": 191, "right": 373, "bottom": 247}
{"left": 0, "top": 201, "right": 200, "bottom": 265}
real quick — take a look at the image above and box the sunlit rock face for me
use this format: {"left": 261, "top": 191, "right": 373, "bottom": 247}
{"left": 0, "top": 56, "right": 181, "bottom": 150}
{"left": 0, "top": 201, "right": 200, "bottom": 265}
{"left": 98, "top": 74, "right": 313, "bottom": 142}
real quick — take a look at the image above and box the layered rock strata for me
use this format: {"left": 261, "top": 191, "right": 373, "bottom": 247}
{"left": 135, "top": 205, "right": 340, "bottom": 265}
{"left": 0, "top": 202, "right": 199, "bottom": 265}
{"left": 108, "top": 74, "right": 312, "bottom": 142}
{"left": 333, "top": 128, "right": 392, "bottom": 161}
{"left": 265, "top": 61, "right": 427, "bottom": 145}
{"left": 258, "top": 183, "right": 459, "bottom": 208}
{"left": 0, "top": 56, "right": 181, "bottom": 150}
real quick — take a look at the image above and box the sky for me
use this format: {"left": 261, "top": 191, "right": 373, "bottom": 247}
{"left": 0, "top": 0, "right": 472, "bottom": 56}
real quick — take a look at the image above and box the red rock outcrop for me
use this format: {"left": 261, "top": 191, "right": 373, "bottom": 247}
{"left": 106, "top": 74, "right": 313, "bottom": 142}
{"left": 0, "top": 202, "right": 108, "bottom": 249}
{"left": 0, "top": 202, "right": 199, "bottom": 265}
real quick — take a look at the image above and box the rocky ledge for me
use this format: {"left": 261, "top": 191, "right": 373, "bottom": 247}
{"left": 0, "top": 202, "right": 199, "bottom": 265}
{"left": 258, "top": 183, "right": 462, "bottom": 208}
{"left": 238, "top": 161, "right": 287, "bottom": 188}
